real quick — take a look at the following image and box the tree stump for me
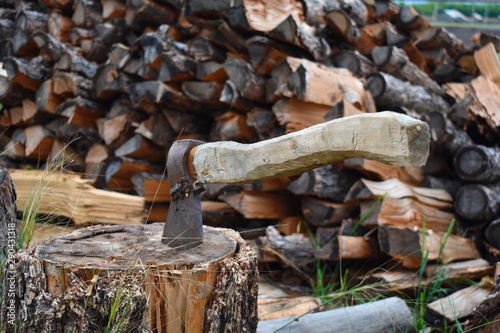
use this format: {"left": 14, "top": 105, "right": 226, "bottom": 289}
{"left": 1, "top": 224, "right": 258, "bottom": 333}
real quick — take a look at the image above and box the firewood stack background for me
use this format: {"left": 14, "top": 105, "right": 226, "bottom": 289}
{"left": 1, "top": 0, "right": 500, "bottom": 328}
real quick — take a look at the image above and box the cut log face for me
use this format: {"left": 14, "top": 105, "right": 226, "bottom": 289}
{"left": 454, "top": 145, "right": 500, "bottom": 183}
{"left": 4, "top": 225, "right": 258, "bottom": 332}
{"left": 455, "top": 184, "right": 500, "bottom": 222}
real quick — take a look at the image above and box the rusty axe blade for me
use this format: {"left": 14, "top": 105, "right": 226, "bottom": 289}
{"left": 163, "top": 111, "right": 430, "bottom": 248}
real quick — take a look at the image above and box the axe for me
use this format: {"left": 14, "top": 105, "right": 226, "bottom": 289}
{"left": 162, "top": 111, "right": 430, "bottom": 249}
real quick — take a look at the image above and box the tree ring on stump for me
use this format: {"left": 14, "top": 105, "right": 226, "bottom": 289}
{"left": 35, "top": 224, "right": 237, "bottom": 269}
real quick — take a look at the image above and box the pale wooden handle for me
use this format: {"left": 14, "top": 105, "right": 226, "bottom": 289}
{"left": 192, "top": 111, "right": 429, "bottom": 184}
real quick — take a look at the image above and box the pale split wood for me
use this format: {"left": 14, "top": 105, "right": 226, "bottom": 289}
{"left": 9, "top": 169, "right": 145, "bottom": 225}
{"left": 474, "top": 43, "right": 500, "bottom": 88}
{"left": 346, "top": 178, "right": 452, "bottom": 209}
{"left": 242, "top": 0, "right": 304, "bottom": 32}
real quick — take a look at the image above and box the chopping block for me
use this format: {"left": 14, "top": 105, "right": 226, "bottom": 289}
{"left": 1, "top": 112, "right": 429, "bottom": 333}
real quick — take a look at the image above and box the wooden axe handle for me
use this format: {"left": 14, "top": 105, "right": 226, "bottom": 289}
{"left": 189, "top": 111, "right": 429, "bottom": 184}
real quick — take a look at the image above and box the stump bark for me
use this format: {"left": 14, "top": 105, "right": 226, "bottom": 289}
{"left": 0, "top": 224, "right": 258, "bottom": 333}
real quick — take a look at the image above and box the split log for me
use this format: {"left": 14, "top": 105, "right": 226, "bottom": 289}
{"left": 55, "top": 50, "right": 97, "bottom": 78}
{"left": 257, "top": 297, "right": 414, "bottom": 333}
{"left": 125, "top": 0, "right": 177, "bottom": 30}
{"left": 425, "top": 259, "right": 495, "bottom": 281}
{"left": 455, "top": 184, "right": 500, "bottom": 222}
{"left": 414, "top": 27, "right": 470, "bottom": 59}
{"left": 427, "top": 111, "right": 473, "bottom": 156}
{"left": 52, "top": 71, "right": 92, "bottom": 99}
{"left": 287, "top": 164, "right": 360, "bottom": 202}
{"left": 0, "top": 225, "right": 258, "bottom": 332}
{"left": 246, "top": 35, "right": 289, "bottom": 76}
{"left": 263, "top": 225, "right": 315, "bottom": 272}
{"left": 92, "top": 64, "right": 129, "bottom": 100}
{"left": 131, "top": 172, "right": 170, "bottom": 202}
{"left": 210, "top": 111, "right": 257, "bottom": 142}
{"left": 398, "top": 5, "right": 430, "bottom": 32}
{"left": 432, "top": 63, "right": 461, "bottom": 84}
{"left": 3, "top": 56, "right": 50, "bottom": 91}
{"left": 98, "top": 156, "right": 163, "bottom": 193}
{"left": 134, "top": 112, "right": 175, "bottom": 148}
{"left": 325, "top": 9, "right": 360, "bottom": 45}
{"left": 324, "top": 99, "right": 365, "bottom": 121}
{"left": 366, "top": 72, "right": 449, "bottom": 113}
{"left": 181, "top": 81, "right": 223, "bottom": 105}
{"left": 454, "top": 145, "right": 500, "bottom": 183}
{"left": 97, "top": 99, "right": 144, "bottom": 148}
{"left": 72, "top": 0, "right": 103, "bottom": 28}
{"left": 222, "top": 57, "right": 265, "bottom": 103}
{"left": 5, "top": 99, "right": 38, "bottom": 126}
{"left": 301, "top": 196, "right": 356, "bottom": 227}
{"left": 315, "top": 221, "right": 379, "bottom": 261}
{"left": 114, "top": 134, "right": 165, "bottom": 164}
{"left": 346, "top": 178, "right": 453, "bottom": 210}
{"left": 289, "top": 58, "right": 375, "bottom": 112}
{"left": 10, "top": 169, "right": 145, "bottom": 225}
{"left": 371, "top": 46, "right": 441, "bottom": 94}
{"left": 259, "top": 295, "right": 321, "bottom": 322}
{"left": 220, "top": 190, "right": 301, "bottom": 219}
{"left": 331, "top": 50, "right": 375, "bottom": 77}
{"left": 246, "top": 108, "right": 285, "bottom": 140}
{"left": 372, "top": 196, "right": 455, "bottom": 234}
{"left": 219, "top": 80, "right": 258, "bottom": 112}
{"left": 426, "top": 279, "right": 491, "bottom": 327}
{"left": 485, "top": 219, "right": 500, "bottom": 250}
{"left": 275, "top": 216, "right": 306, "bottom": 236}
{"left": 378, "top": 226, "right": 481, "bottom": 269}
{"left": 265, "top": 57, "right": 301, "bottom": 103}
{"left": 24, "top": 125, "right": 55, "bottom": 160}
{"left": 355, "top": 22, "right": 387, "bottom": 55}
{"left": 343, "top": 158, "right": 423, "bottom": 185}
{"left": 272, "top": 97, "right": 332, "bottom": 132}
{"left": 84, "top": 143, "right": 108, "bottom": 181}
{"left": 201, "top": 201, "right": 246, "bottom": 229}
{"left": 470, "top": 33, "right": 500, "bottom": 52}
{"left": 35, "top": 79, "right": 63, "bottom": 114}
{"left": 465, "top": 263, "right": 500, "bottom": 333}
{"left": 57, "top": 97, "right": 106, "bottom": 128}
{"left": 268, "top": 14, "right": 330, "bottom": 61}
{"left": 188, "top": 37, "right": 226, "bottom": 63}
{"left": 385, "top": 23, "right": 429, "bottom": 73}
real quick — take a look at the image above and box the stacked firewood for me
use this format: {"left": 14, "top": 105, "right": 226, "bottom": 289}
{"left": 1, "top": 0, "right": 500, "bottom": 325}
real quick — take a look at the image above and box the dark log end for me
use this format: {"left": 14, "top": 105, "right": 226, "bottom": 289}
{"left": 365, "top": 73, "right": 385, "bottom": 99}
{"left": 455, "top": 185, "right": 489, "bottom": 221}
{"left": 454, "top": 146, "right": 489, "bottom": 182}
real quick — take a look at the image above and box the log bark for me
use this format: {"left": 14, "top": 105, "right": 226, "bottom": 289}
{"left": 378, "top": 226, "right": 480, "bottom": 269}
{"left": 371, "top": 46, "right": 441, "bottom": 94}
{"left": 426, "top": 279, "right": 491, "bottom": 327}
{"left": 257, "top": 297, "right": 415, "bottom": 333}
{"left": 366, "top": 72, "right": 450, "bottom": 114}
{"left": 0, "top": 225, "right": 258, "bottom": 333}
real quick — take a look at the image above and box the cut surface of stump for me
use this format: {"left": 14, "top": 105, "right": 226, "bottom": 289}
{"left": 2, "top": 224, "right": 258, "bottom": 333}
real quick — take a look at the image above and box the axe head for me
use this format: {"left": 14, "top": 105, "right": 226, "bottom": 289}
{"left": 162, "top": 139, "right": 205, "bottom": 249}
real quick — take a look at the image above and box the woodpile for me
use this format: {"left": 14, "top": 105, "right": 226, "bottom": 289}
{"left": 0, "top": 0, "right": 500, "bottom": 330}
